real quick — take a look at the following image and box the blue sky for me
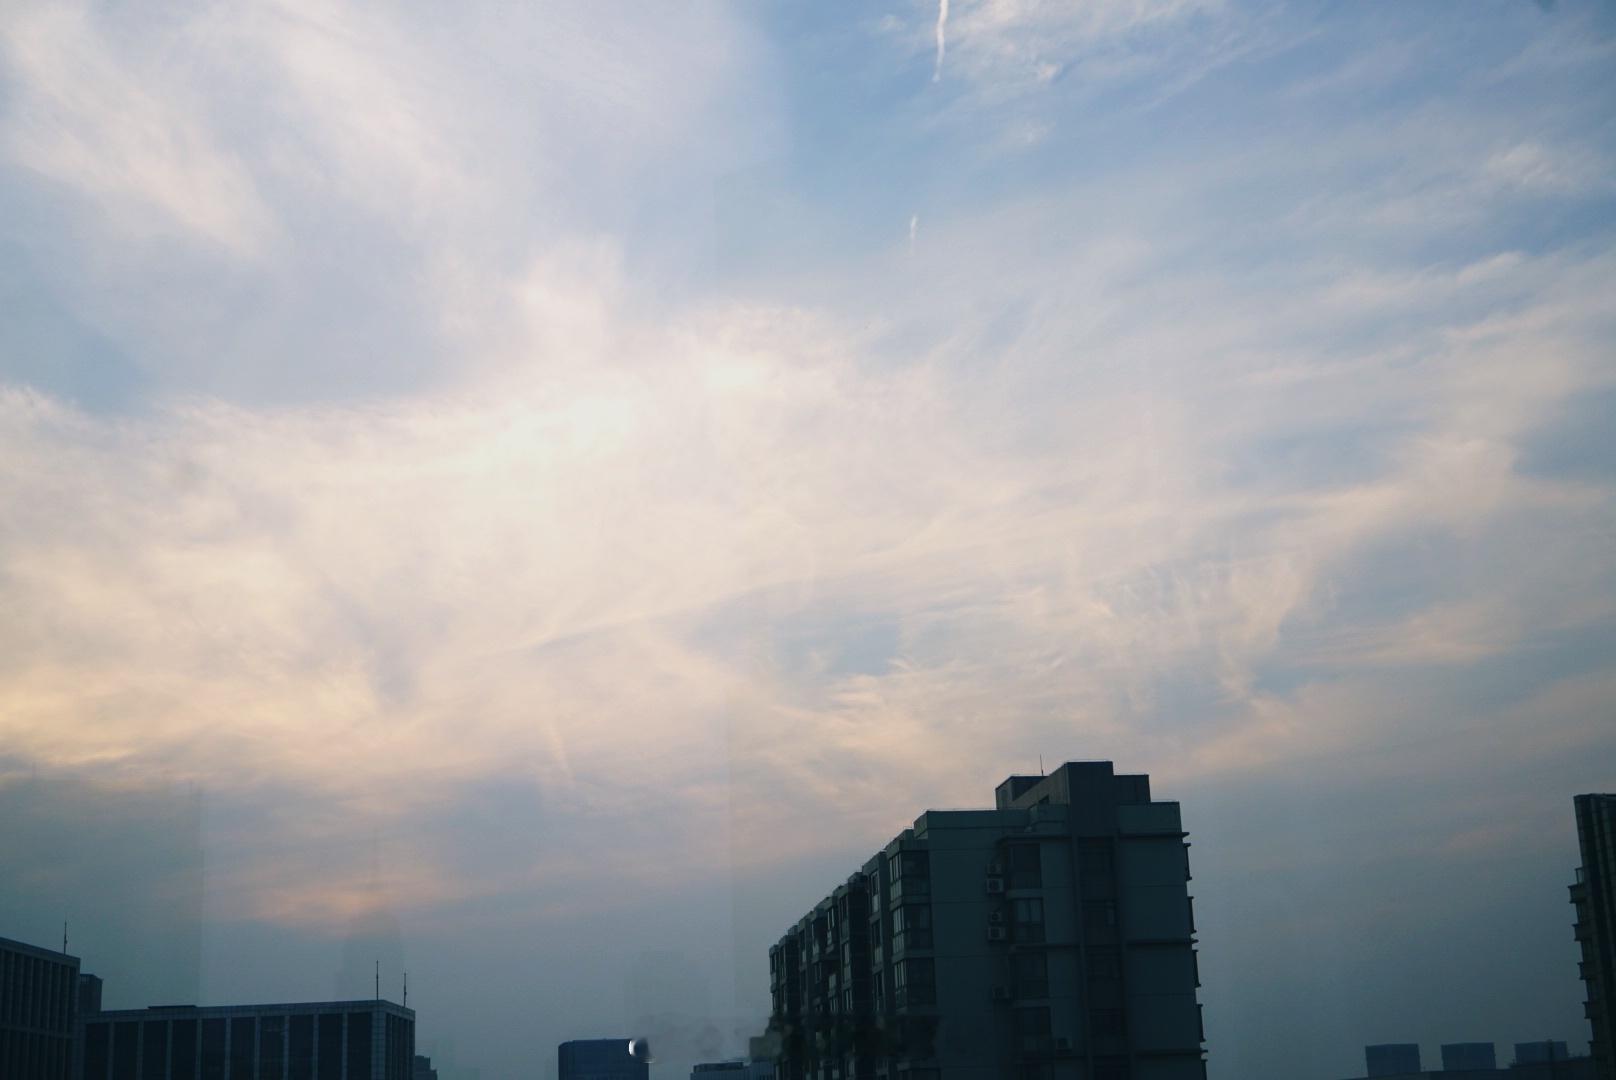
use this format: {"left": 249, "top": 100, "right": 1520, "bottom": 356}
{"left": 1, "top": 2, "right": 1614, "bottom": 1077}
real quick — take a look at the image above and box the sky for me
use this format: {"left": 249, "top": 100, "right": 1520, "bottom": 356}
{"left": 0, "top": 1, "right": 1613, "bottom": 1077}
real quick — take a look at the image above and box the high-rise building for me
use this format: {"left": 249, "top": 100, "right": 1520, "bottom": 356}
{"left": 0, "top": 934, "right": 83, "bottom": 1080}
{"left": 1515, "top": 1040, "right": 1572, "bottom": 1065}
{"left": 1441, "top": 1043, "right": 1496, "bottom": 1070}
{"left": 766, "top": 761, "right": 1205, "bottom": 1080}
{"left": 1365, "top": 1045, "right": 1422, "bottom": 1076}
{"left": 558, "top": 1038, "right": 651, "bottom": 1080}
{"left": 1571, "top": 794, "right": 1615, "bottom": 1080}
{"left": 78, "top": 999, "right": 415, "bottom": 1080}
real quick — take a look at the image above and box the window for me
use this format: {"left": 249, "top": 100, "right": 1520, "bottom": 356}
{"left": 1079, "top": 839, "right": 1115, "bottom": 896}
{"left": 1087, "top": 946, "right": 1121, "bottom": 981}
{"left": 1084, "top": 900, "right": 1117, "bottom": 930}
{"left": 347, "top": 1014, "right": 372, "bottom": 1080}
{"left": 1013, "top": 951, "right": 1049, "bottom": 998}
{"left": 895, "top": 904, "right": 933, "bottom": 949}
{"left": 142, "top": 1020, "right": 168, "bottom": 1080}
{"left": 229, "top": 1017, "right": 254, "bottom": 1080}
{"left": 1009, "top": 843, "right": 1042, "bottom": 889}
{"left": 113, "top": 1020, "right": 138, "bottom": 1080}
{"left": 1094, "top": 1058, "right": 1131, "bottom": 1080}
{"left": 259, "top": 1016, "right": 284, "bottom": 1080}
{"left": 83, "top": 1023, "right": 109, "bottom": 1080}
{"left": 895, "top": 958, "right": 935, "bottom": 1005}
{"left": 1091, "top": 1009, "right": 1126, "bottom": 1037}
{"left": 1015, "top": 1006, "right": 1051, "bottom": 1053}
{"left": 172, "top": 1020, "right": 197, "bottom": 1080}
{"left": 1078, "top": 839, "right": 1113, "bottom": 874}
{"left": 317, "top": 1015, "right": 342, "bottom": 1080}
{"left": 1012, "top": 897, "right": 1045, "bottom": 943}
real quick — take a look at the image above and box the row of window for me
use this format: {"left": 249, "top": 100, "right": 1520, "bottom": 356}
{"left": 0, "top": 1029, "right": 72, "bottom": 1080}
{"left": 0, "top": 948, "right": 77, "bottom": 1034}
{"left": 80, "top": 1011, "right": 412, "bottom": 1080}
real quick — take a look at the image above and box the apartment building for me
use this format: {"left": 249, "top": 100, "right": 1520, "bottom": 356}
{"left": 1572, "top": 793, "right": 1616, "bottom": 1080}
{"left": 766, "top": 762, "right": 1205, "bottom": 1080}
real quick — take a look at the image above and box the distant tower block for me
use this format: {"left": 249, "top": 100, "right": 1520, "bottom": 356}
{"left": 1366, "top": 1043, "right": 1421, "bottom": 1076}
{"left": 1440, "top": 1043, "right": 1496, "bottom": 1071}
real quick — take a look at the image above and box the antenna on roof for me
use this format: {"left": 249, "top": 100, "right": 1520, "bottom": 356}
{"left": 375, "top": 960, "right": 380, "bottom": 1002}
{"left": 63, "top": 920, "right": 68, "bottom": 955}
{"left": 1039, "top": 755, "right": 1045, "bottom": 776}
{"left": 403, "top": 971, "right": 408, "bottom": 1008}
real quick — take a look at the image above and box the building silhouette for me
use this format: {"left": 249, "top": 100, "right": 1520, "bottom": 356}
{"left": 78, "top": 999, "right": 415, "bottom": 1080}
{"left": 1515, "top": 1041, "right": 1572, "bottom": 1065}
{"left": 1340, "top": 1039, "right": 1595, "bottom": 1080}
{"left": 558, "top": 1038, "right": 652, "bottom": 1080}
{"left": 766, "top": 761, "right": 1205, "bottom": 1080}
{"left": 1571, "top": 794, "right": 1615, "bottom": 1080}
{"left": 1, "top": 934, "right": 83, "bottom": 1080}
{"left": 1442, "top": 1044, "right": 1498, "bottom": 1071}
{"left": 1368, "top": 1045, "right": 1423, "bottom": 1076}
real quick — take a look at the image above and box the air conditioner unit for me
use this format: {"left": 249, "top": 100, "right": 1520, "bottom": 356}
{"left": 987, "top": 926, "right": 1008, "bottom": 942}
{"left": 988, "top": 910, "right": 1006, "bottom": 925}
{"left": 987, "top": 861, "right": 1004, "bottom": 875}
{"left": 986, "top": 877, "right": 1006, "bottom": 894}
{"left": 991, "top": 985, "right": 1012, "bottom": 1001}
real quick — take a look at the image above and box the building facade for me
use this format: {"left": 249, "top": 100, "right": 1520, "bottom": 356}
{"left": 1, "top": 934, "right": 83, "bottom": 1080}
{"left": 1515, "top": 1042, "right": 1572, "bottom": 1066}
{"left": 1366, "top": 1046, "right": 1423, "bottom": 1076}
{"left": 78, "top": 999, "right": 415, "bottom": 1080}
{"left": 1442, "top": 1044, "right": 1498, "bottom": 1071}
{"left": 557, "top": 1039, "right": 651, "bottom": 1080}
{"left": 767, "top": 762, "right": 1206, "bottom": 1080}
{"left": 1571, "top": 794, "right": 1616, "bottom": 1080}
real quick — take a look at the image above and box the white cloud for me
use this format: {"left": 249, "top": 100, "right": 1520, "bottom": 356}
{"left": 0, "top": 0, "right": 1612, "bottom": 983}
{"left": 900, "top": 0, "right": 1226, "bottom": 99}
{"left": 0, "top": 2, "right": 275, "bottom": 256}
